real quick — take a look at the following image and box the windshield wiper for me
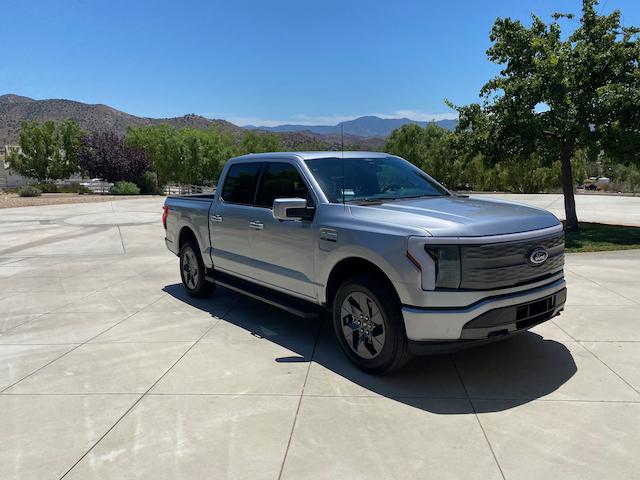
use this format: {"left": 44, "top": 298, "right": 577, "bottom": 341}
{"left": 347, "top": 194, "right": 443, "bottom": 204}
{"left": 398, "top": 194, "right": 442, "bottom": 200}
{"left": 345, "top": 197, "right": 395, "bottom": 204}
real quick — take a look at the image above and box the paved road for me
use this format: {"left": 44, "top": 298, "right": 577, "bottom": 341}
{"left": 0, "top": 196, "right": 639, "bottom": 479}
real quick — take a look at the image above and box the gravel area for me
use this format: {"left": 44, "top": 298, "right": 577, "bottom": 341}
{"left": 0, "top": 193, "right": 163, "bottom": 209}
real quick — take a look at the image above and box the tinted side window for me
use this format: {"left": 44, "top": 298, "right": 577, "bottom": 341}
{"left": 255, "top": 163, "right": 309, "bottom": 208}
{"left": 220, "top": 163, "right": 262, "bottom": 205}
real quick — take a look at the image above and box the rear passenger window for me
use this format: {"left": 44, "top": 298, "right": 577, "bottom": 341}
{"left": 220, "top": 163, "right": 262, "bottom": 205}
{"left": 255, "top": 163, "right": 309, "bottom": 208}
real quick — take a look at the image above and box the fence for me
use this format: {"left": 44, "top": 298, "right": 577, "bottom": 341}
{"left": 81, "top": 180, "right": 114, "bottom": 194}
{"left": 163, "top": 184, "right": 216, "bottom": 195}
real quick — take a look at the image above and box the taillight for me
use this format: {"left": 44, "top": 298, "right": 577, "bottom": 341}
{"left": 162, "top": 205, "right": 168, "bottom": 229}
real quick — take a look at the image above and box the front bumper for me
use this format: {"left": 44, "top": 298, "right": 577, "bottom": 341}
{"left": 402, "top": 278, "right": 566, "bottom": 343}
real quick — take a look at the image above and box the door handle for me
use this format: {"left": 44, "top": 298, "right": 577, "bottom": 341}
{"left": 249, "top": 221, "right": 264, "bottom": 230}
{"left": 210, "top": 214, "right": 223, "bottom": 223}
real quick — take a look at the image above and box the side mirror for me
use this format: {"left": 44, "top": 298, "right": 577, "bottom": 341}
{"left": 273, "top": 198, "right": 310, "bottom": 221}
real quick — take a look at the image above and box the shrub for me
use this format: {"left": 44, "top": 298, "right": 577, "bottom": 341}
{"left": 110, "top": 181, "right": 140, "bottom": 195}
{"left": 57, "top": 183, "right": 92, "bottom": 194}
{"left": 36, "top": 183, "right": 58, "bottom": 193}
{"left": 135, "top": 171, "right": 161, "bottom": 194}
{"left": 34, "top": 182, "right": 93, "bottom": 194}
{"left": 18, "top": 185, "right": 42, "bottom": 197}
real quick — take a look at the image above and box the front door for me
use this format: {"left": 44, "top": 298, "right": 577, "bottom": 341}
{"left": 247, "top": 162, "right": 316, "bottom": 299}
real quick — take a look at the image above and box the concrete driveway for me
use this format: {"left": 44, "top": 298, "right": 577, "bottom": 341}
{"left": 474, "top": 192, "right": 640, "bottom": 226}
{"left": 0, "top": 195, "right": 638, "bottom": 480}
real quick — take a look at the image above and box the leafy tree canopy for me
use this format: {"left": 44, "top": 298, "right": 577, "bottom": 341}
{"left": 8, "top": 120, "right": 83, "bottom": 182}
{"left": 126, "top": 125, "right": 238, "bottom": 186}
{"left": 385, "top": 123, "right": 464, "bottom": 189}
{"left": 448, "top": 0, "right": 640, "bottom": 229}
{"left": 78, "top": 132, "right": 149, "bottom": 183}
{"left": 239, "top": 131, "right": 282, "bottom": 155}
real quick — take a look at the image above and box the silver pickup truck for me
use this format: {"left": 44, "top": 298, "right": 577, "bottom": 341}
{"left": 164, "top": 151, "right": 566, "bottom": 373}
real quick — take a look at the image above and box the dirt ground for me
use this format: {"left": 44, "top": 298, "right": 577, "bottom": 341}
{"left": 0, "top": 193, "right": 163, "bottom": 209}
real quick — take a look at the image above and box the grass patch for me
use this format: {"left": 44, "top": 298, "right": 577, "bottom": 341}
{"left": 564, "top": 222, "right": 640, "bottom": 252}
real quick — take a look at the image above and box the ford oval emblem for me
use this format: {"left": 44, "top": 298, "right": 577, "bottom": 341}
{"left": 528, "top": 247, "right": 549, "bottom": 266}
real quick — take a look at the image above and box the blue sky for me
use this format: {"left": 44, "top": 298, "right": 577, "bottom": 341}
{"left": 2, "top": 0, "right": 639, "bottom": 126}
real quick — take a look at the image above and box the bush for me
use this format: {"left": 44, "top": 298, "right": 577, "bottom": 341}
{"left": 18, "top": 185, "right": 42, "bottom": 197}
{"left": 110, "top": 181, "right": 140, "bottom": 195}
{"left": 58, "top": 183, "right": 92, "bottom": 194}
{"left": 34, "top": 182, "right": 93, "bottom": 194}
{"left": 135, "top": 171, "right": 161, "bottom": 194}
{"left": 36, "top": 183, "right": 58, "bottom": 193}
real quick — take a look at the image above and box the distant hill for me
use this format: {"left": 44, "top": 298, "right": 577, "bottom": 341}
{"left": 0, "top": 94, "right": 35, "bottom": 105}
{"left": 0, "top": 94, "right": 240, "bottom": 145}
{"left": 245, "top": 115, "right": 458, "bottom": 137}
{"left": 0, "top": 94, "right": 385, "bottom": 150}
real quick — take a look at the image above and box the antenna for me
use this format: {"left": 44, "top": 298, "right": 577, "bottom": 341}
{"left": 341, "top": 123, "right": 345, "bottom": 205}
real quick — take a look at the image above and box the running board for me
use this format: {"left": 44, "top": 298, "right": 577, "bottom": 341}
{"left": 205, "top": 271, "right": 323, "bottom": 319}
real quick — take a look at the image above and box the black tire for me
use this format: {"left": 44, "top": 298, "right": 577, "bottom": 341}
{"left": 179, "top": 241, "right": 215, "bottom": 297}
{"left": 332, "top": 274, "right": 412, "bottom": 374}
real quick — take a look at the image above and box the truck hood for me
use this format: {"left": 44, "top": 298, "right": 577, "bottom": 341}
{"left": 349, "top": 195, "right": 560, "bottom": 237}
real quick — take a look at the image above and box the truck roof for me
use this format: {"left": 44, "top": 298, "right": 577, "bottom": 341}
{"left": 230, "top": 151, "right": 391, "bottom": 162}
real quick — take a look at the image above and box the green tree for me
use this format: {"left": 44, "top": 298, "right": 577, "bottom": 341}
{"left": 126, "top": 125, "right": 237, "bottom": 185}
{"left": 385, "top": 124, "right": 426, "bottom": 167}
{"left": 8, "top": 120, "right": 83, "bottom": 182}
{"left": 385, "top": 123, "right": 461, "bottom": 187}
{"left": 463, "top": 155, "right": 499, "bottom": 191}
{"left": 126, "top": 125, "right": 181, "bottom": 186}
{"left": 54, "top": 120, "right": 83, "bottom": 179}
{"left": 450, "top": 0, "right": 640, "bottom": 230}
{"left": 239, "top": 131, "right": 281, "bottom": 154}
{"left": 495, "top": 154, "right": 559, "bottom": 193}
{"left": 177, "top": 127, "right": 237, "bottom": 184}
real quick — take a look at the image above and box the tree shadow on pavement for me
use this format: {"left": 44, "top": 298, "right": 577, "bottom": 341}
{"left": 163, "top": 284, "right": 577, "bottom": 414}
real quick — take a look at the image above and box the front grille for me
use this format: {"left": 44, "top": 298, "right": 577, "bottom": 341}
{"left": 460, "top": 232, "right": 564, "bottom": 290}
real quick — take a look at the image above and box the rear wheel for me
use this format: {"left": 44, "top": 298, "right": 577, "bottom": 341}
{"left": 332, "top": 274, "right": 411, "bottom": 374}
{"left": 179, "top": 241, "right": 215, "bottom": 297}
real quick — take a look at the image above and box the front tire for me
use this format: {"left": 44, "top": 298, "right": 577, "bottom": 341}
{"left": 332, "top": 274, "right": 412, "bottom": 374}
{"left": 179, "top": 241, "right": 215, "bottom": 297}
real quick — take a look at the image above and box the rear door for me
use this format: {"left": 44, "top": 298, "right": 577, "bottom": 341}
{"left": 247, "top": 161, "right": 317, "bottom": 299}
{"left": 209, "top": 161, "right": 263, "bottom": 278}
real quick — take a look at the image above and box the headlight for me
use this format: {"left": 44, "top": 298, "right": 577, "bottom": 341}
{"left": 407, "top": 237, "right": 461, "bottom": 290}
{"left": 425, "top": 245, "right": 461, "bottom": 289}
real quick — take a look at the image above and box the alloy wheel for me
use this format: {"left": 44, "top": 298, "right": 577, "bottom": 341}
{"left": 182, "top": 248, "right": 199, "bottom": 289}
{"left": 340, "top": 291, "right": 386, "bottom": 359}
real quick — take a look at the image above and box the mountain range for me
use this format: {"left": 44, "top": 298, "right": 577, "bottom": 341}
{"left": 245, "top": 115, "right": 457, "bottom": 137}
{"left": 0, "top": 94, "right": 455, "bottom": 150}
{"left": 0, "top": 94, "right": 240, "bottom": 145}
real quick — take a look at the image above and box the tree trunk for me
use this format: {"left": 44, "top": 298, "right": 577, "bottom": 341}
{"left": 560, "top": 138, "right": 579, "bottom": 231}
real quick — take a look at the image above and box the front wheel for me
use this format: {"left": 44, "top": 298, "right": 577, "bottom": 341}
{"left": 332, "top": 274, "right": 412, "bottom": 374}
{"left": 179, "top": 241, "right": 215, "bottom": 297}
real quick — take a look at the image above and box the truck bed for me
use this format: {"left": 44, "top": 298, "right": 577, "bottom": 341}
{"left": 167, "top": 193, "right": 216, "bottom": 201}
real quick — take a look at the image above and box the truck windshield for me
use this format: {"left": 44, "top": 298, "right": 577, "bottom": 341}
{"left": 304, "top": 156, "right": 450, "bottom": 203}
